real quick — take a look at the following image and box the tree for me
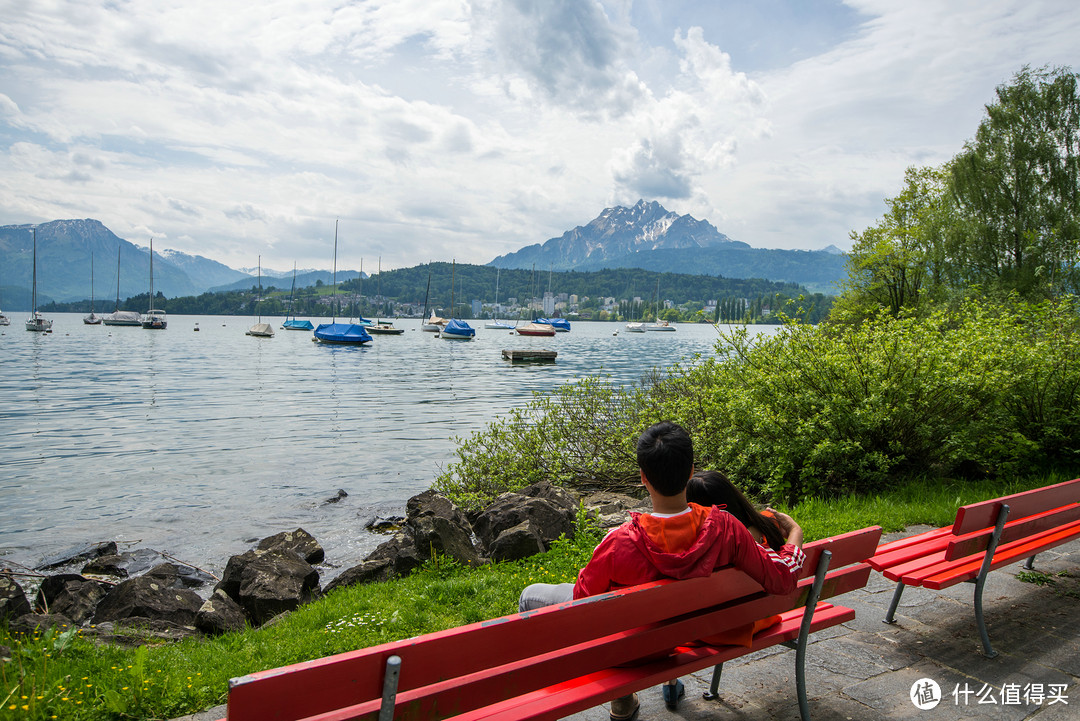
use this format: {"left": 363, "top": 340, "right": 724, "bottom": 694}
{"left": 950, "top": 65, "right": 1080, "bottom": 298}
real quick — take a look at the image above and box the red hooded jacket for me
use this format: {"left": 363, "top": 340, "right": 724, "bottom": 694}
{"left": 572, "top": 502, "right": 805, "bottom": 599}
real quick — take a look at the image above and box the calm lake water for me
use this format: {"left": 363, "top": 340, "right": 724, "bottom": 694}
{"left": 0, "top": 314, "right": 774, "bottom": 582}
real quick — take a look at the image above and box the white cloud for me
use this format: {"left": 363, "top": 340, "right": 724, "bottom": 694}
{"left": 0, "top": 0, "right": 1078, "bottom": 270}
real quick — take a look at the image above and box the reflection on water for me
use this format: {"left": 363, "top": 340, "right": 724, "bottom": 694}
{"left": 0, "top": 315, "right": 771, "bottom": 578}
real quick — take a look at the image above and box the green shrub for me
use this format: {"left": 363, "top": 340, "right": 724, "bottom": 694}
{"left": 435, "top": 298, "right": 1080, "bottom": 508}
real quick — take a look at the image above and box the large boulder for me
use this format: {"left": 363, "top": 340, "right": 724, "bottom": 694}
{"left": 214, "top": 549, "right": 320, "bottom": 626}
{"left": 92, "top": 564, "right": 203, "bottom": 626}
{"left": 0, "top": 577, "right": 32, "bottom": 621}
{"left": 406, "top": 490, "right": 482, "bottom": 566}
{"left": 34, "top": 574, "right": 109, "bottom": 625}
{"left": 473, "top": 484, "right": 577, "bottom": 555}
{"left": 8, "top": 613, "right": 75, "bottom": 636}
{"left": 195, "top": 589, "right": 247, "bottom": 635}
{"left": 323, "top": 559, "right": 394, "bottom": 595}
{"left": 580, "top": 491, "right": 649, "bottom": 528}
{"left": 486, "top": 521, "right": 546, "bottom": 562}
{"left": 257, "top": 528, "right": 325, "bottom": 565}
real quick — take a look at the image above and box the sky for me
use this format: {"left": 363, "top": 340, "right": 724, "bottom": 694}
{"left": 1, "top": 0, "right": 1079, "bottom": 274}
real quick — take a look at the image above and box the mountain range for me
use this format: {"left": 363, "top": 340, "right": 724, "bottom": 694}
{"left": 0, "top": 220, "right": 354, "bottom": 308}
{"left": 490, "top": 200, "right": 846, "bottom": 293}
{"left": 0, "top": 204, "right": 848, "bottom": 308}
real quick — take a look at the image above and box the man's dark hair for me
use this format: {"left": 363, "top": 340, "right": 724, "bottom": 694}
{"left": 636, "top": 421, "right": 694, "bottom": 496}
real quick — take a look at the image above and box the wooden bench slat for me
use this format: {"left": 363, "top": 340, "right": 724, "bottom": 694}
{"left": 952, "top": 478, "right": 1080, "bottom": 535}
{"left": 921, "top": 520, "right": 1080, "bottom": 590}
{"left": 867, "top": 529, "right": 954, "bottom": 572}
{"left": 944, "top": 503, "right": 1080, "bottom": 560}
{"left": 454, "top": 603, "right": 856, "bottom": 721}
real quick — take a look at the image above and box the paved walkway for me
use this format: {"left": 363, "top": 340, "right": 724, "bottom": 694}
{"left": 176, "top": 529, "right": 1079, "bottom": 721}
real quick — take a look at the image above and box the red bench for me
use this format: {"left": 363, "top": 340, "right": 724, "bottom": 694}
{"left": 867, "top": 478, "right": 1080, "bottom": 657}
{"left": 218, "top": 525, "right": 881, "bottom": 721}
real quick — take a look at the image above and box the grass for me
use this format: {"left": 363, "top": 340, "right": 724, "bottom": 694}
{"left": 2, "top": 470, "right": 1074, "bottom": 720}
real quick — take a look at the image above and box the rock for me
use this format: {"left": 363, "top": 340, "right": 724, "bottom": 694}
{"left": 88, "top": 618, "right": 200, "bottom": 646}
{"left": 324, "top": 489, "right": 348, "bottom": 504}
{"left": 257, "top": 528, "right": 325, "bottom": 565}
{"left": 34, "top": 574, "right": 109, "bottom": 624}
{"left": 520, "top": 482, "right": 579, "bottom": 515}
{"left": 0, "top": 644, "right": 10, "bottom": 661}
{"left": 323, "top": 559, "right": 394, "bottom": 594}
{"left": 81, "top": 554, "right": 130, "bottom": 578}
{"left": 580, "top": 491, "right": 649, "bottom": 528}
{"left": 214, "top": 550, "right": 320, "bottom": 627}
{"left": 364, "top": 515, "right": 405, "bottom": 533}
{"left": 473, "top": 489, "right": 576, "bottom": 555}
{"left": 0, "top": 576, "right": 32, "bottom": 621}
{"left": 487, "top": 521, "right": 546, "bottom": 562}
{"left": 364, "top": 531, "right": 425, "bottom": 578}
{"left": 92, "top": 565, "right": 204, "bottom": 626}
{"left": 406, "top": 490, "right": 482, "bottom": 566}
{"left": 36, "top": 541, "right": 118, "bottom": 571}
{"left": 8, "top": 613, "right": 75, "bottom": 636}
{"left": 196, "top": 589, "right": 247, "bottom": 635}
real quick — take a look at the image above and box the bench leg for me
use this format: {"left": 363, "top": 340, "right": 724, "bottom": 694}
{"left": 379, "top": 655, "right": 402, "bottom": 721}
{"left": 884, "top": 581, "right": 905, "bottom": 624}
{"left": 970, "top": 503, "right": 1010, "bottom": 659}
{"left": 1023, "top": 554, "right": 1037, "bottom": 570}
{"left": 702, "top": 663, "right": 724, "bottom": 700}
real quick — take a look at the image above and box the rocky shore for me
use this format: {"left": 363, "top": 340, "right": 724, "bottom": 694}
{"left": 1, "top": 483, "right": 647, "bottom": 646}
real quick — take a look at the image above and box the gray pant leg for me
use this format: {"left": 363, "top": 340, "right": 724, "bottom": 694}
{"left": 518, "top": 582, "right": 574, "bottom": 612}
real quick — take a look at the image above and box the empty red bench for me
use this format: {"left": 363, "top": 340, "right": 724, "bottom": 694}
{"left": 867, "top": 478, "right": 1080, "bottom": 657}
{"left": 218, "top": 525, "right": 881, "bottom": 721}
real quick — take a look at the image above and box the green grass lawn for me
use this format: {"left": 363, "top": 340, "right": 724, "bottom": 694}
{"left": 1, "top": 471, "right": 1072, "bottom": 720}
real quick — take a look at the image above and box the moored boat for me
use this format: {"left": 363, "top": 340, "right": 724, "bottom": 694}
{"left": 25, "top": 227, "right": 52, "bottom": 332}
{"left": 516, "top": 321, "right": 556, "bottom": 337}
{"left": 246, "top": 256, "right": 274, "bottom": 337}
{"left": 141, "top": 238, "right": 167, "bottom": 330}
{"left": 281, "top": 262, "right": 314, "bottom": 330}
{"left": 440, "top": 318, "right": 475, "bottom": 339}
{"left": 313, "top": 219, "right": 372, "bottom": 346}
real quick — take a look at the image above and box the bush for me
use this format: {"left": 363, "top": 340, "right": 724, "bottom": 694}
{"left": 435, "top": 299, "right": 1080, "bottom": 508}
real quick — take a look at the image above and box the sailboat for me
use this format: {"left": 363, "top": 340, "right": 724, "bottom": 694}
{"left": 246, "top": 256, "right": 274, "bottom": 337}
{"left": 83, "top": 251, "right": 102, "bottom": 324}
{"left": 25, "top": 226, "right": 53, "bottom": 332}
{"left": 644, "top": 277, "right": 675, "bottom": 331}
{"left": 420, "top": 265, "right": 445, "bottom": 331}
{"left": 313, "top": 220, "right": 372, "bottom": 345}
{"left": 485, "top": 267, "right": 514, "bottom": 329}
{"left": 103, "top": 245, "right": 142, "bottom": 326}
{"left": 365, "top": 257, "right": 405, "bottom": 335}
{"left": 281, "top": 262, "right": 314, "bottom": 330}
{"left": 440, "top": 259, "right": 475, "bottom": 339}
{"left": 141, "top": 238, "right": 167, "bottom": 329}
{"left": 516, "top": 263, "right": 553, "bottom": 336}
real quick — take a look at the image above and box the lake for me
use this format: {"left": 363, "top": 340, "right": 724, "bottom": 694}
{"left": 0, "top": 314, "right": 774, "bottom": 581}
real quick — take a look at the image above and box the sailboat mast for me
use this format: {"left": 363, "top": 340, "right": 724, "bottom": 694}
{"left": 450, "top": 259, "right": 456, "bottom": 319}
{"left": 331, "top": 219, "right": 338, "bottom": 322}
{"left": 115, "top": 245, "right": 121, "bottom": 311}
{"left": 90, "top": 251, "right": 95, "bottom": 313}
{"left": 422, "top": 266, "right": 431, "bottom": 327}
{"left": 148, "top": 238, "right": 154, "bottom": 308}
{"left": 31, "top": 227, "right": 37, "bottom": 314}
{"left": 257, "top": 255, "right": 262, "bottom": 322}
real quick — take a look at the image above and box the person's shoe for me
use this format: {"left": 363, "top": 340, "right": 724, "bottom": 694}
{"left": 609, "top": 692, "right": 640, "bottom": 721}
{"left": 662, "top": 679, "right": 685, "bottom": 710}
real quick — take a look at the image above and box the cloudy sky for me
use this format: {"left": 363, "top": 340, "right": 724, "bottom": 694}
{"left": 1, "top": 1, "right": 1078, "bottom": 273}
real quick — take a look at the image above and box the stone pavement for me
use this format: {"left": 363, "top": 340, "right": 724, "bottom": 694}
{"left": 175, "top": 530, "right": 1079, "bottom": 721}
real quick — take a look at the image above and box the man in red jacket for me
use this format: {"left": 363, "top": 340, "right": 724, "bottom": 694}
{"left": 518, "top": 421, "right": 805, "bottom": 720}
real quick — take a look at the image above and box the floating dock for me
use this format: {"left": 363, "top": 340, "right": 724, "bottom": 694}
{"left": 502, "top": 349, "right": 557, "bottom": 363}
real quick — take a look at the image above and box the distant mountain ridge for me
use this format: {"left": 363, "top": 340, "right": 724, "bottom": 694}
{"left": 0, "top": 219, "right": 251, "bottom": 306}
{"left": 491, "top": 200, "right": 846, "bottom": 292}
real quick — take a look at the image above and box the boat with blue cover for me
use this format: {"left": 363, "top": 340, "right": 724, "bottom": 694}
{"left": 535, "top": 317, "right": 570, "bottom": 332}
{"left": 440, "top": 318, "right": 475, "bottom": 339}
{"left": 281, "top": 262, "right": 314, "bottom": 330}
{"left": 313, "top": 220, "right": 372, "bottom": 345}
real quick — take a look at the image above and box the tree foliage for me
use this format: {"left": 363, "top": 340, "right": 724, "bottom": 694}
{"left": 835, "top": 65, "right": 1080, "bottom": 322}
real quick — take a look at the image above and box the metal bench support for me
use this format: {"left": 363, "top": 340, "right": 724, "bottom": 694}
{"left": 702, "top": 549, "right": 832, "bottom": 721}
{"left": 378, "top": 655, "right": 402, "bottom": 721}
{"left": 971, "top": 504, "right": 1010, "bottom": 658}
{"left": 884, "top": 581, "right": 905, "bottom": 624}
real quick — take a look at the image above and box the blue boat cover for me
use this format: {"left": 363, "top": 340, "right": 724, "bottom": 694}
{"left": 282, "top": 319, "right": 315, "bottom": 330}
{"left": 536, "top": 317, "right": 571, "bottom": 331}
{"left": 314, "top": 322, "right": 373, "bottom": 344}
{"left": 442, "top": 319, "right": 476, "bottom": 337}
